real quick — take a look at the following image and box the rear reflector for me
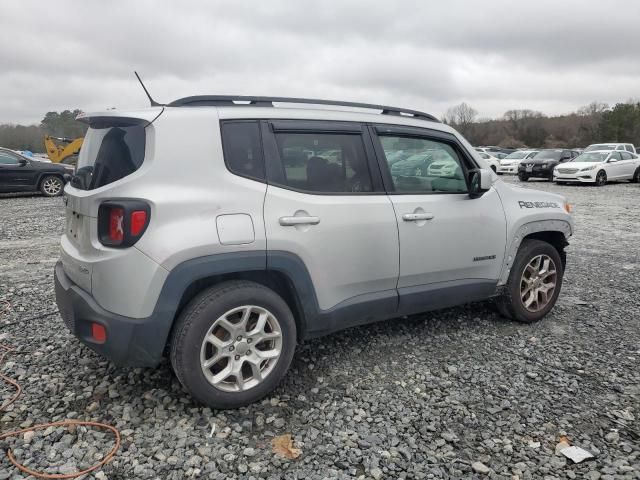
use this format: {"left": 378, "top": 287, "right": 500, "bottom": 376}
{"left": 108, "top": 208, "right": 124, "bottom": 243}
{"left": 91, "top": 323, "right": 107, "bottom": 342}
{"left": 130, "top": 210, "right": 147, "bottom": 236}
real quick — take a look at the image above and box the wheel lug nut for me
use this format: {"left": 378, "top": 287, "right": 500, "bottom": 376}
{"left": 246, "top": 338, "right": 252, "bottom": 344}
{"left": 246, "top": 350, "right": 251, "bottom": 356}
{"left": 235, "top": 355, "right": 240, "bottom": 361}
{"left": 229, "top": 346, "right": 234, "bottom": 352}
{"left": 236, "top": 336, "right": 242, "bottom": 341}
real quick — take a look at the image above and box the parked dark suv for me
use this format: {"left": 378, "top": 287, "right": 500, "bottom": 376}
{"left": 0, "top": 148, "right": 71, "bottom": 196}
{"left": 518, "top": 149, "right": 579, "bottom": 181}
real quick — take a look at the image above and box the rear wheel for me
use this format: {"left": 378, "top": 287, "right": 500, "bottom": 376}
{"left": 170, "top": 280, "right": 296, "bottom": 409}
{"left": 518, "top": 172, "right": 529, "bottom": 182}
{"left": 39, "top": 175, "right": 64, "bottom": 197}
{"left": 595, "top": 170, "right": 607, "bottom": 186}
{"left": 497, "top": 239, "right": 563, "bottom": 323}
{"left": 632, "top": 167, "right": 640, "bottom": 183}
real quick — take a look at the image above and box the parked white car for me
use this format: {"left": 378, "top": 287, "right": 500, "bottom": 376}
{"left": 476, "top": 152, "right": 501, "bottom": 173}
{"left": 497, "top": 150, "right": 538, "bottom": 175}
{"left": 554, "top": 150, "right": 640, "bottom": 186}
{"left": 583, "top": 143, "right": 636, "bottom": 153}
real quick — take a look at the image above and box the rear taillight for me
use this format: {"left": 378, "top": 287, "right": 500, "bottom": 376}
{"left": 98, "top": 200, "right": 150, "bottom": 247}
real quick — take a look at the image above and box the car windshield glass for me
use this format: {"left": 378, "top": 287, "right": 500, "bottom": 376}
{"left": 572, "top": 152, "right": 608, "bottom": 162}
{"left": 533, "top": 150, "right": 562, "bottom": 160}
{"left": 505, "top": 152, "right": 527, "bottom": 159}
{"left": 585, "top": 144, "right": 615, "bottom": 152}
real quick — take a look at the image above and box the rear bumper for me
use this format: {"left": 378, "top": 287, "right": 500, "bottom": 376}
{"left": 54, "top": 261, "right": 166, "bottom": 367}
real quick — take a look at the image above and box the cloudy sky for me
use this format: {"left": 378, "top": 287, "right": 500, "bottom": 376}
{"left": 1, "top": 0, "right": 639, "bottom": 124}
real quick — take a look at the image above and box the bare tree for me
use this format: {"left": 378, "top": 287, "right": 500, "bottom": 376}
{"left": 577, "top": 101, "right": 609, "bottom": 116}
{"left": 443, "top": 102, "right": 478, "bottom": 136}
{"left": 443, "top": 103, "right": 478, "bottom": 126}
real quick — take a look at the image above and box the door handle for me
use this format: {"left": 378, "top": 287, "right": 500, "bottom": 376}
{"left": 402, "top": 213, "right": 434, "bottom": 221}
{"left": 279, "top": 216, "right": 320, "bottom": 226}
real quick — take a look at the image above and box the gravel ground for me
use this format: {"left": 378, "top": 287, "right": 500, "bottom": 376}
{"left": 0, "top": 178, "right": 638, "bottom": 480}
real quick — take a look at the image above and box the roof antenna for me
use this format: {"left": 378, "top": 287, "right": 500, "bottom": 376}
{"left": 134, "top": 71, "right": 164, "bottom": 107}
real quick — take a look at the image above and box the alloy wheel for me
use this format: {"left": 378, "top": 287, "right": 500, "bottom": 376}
{"left": 520, "top": 254, "right": 557, "bottom": 312}
{"left": 43, "top": 178, "right": 62, "bottom": 196}
{"left": 200, "top": 305, "right": 283, "bottom": 392}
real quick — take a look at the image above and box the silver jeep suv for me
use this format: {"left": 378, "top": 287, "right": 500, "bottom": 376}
{"left": 55, "top": 96, "right": 573, "bottom": 408}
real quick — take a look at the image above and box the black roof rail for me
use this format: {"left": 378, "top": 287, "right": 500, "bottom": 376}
{"left": 167, "top": 95, "right": 439, "bottom": 122}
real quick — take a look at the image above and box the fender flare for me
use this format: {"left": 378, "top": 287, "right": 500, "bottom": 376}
{"left": 498, "top": 220, "right": 572, "bottom": 285}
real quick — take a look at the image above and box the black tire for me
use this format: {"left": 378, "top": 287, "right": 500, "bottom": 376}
{"left": 496, "top": 239, "right": 564, "bottom": 323}
{"left": 595, "top": 170, "right": 607, "bottom": 186}
{"left": 170, "top": 280, "right": 296, "bottom": 409}
{"left": 556, "top": 181, "right": 567, "bottom": 185}
{"left": 518, "top": 173, "right": 529, "bottom": 182}
{"left": 631, "top": 167, "right": 640, "bottom": 183}
{"left": 39, "top": 175, "right": 64, "bottom": 197}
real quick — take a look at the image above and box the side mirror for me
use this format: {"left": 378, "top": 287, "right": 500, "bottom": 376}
{"left": 608, "top": 157, "right": 618, "bottom": 163}
{"left": 19, "top": 158, "right": 27, "bottom": 166}
{"left": 468, "top": 168, "right": 492, "bottom": 198}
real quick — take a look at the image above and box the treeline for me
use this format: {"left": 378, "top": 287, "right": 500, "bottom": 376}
{"left": 444, "top": 101, "right": 640, "bottom": 148}
{"left": 0, "top": 109, "right": 87, "bottom": 152}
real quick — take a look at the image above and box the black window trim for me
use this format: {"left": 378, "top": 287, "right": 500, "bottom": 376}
{"left": 261, "top": 119, "right": 386, "bottom": 196}
{"left": 219, "top": 119, "right": 267, "bottom": 184}
{"left": 368, "top": 123, "right": 478, "bottom": 195}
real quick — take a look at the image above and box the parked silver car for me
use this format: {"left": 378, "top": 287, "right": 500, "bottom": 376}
{"left": 55, "top": 96, "right": 573, "bottom": 408}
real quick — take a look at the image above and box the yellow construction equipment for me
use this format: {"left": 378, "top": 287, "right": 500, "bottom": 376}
{"left": 44, "top": 135, "right": 84, "bottom": 164}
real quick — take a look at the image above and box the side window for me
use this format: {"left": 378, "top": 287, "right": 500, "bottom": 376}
{"left": 273, "top": 132, "right": 372, "bottom": 193}
{"left": 620, "top": 152, "right": 631, "bottom": 160}
{"left": 378, "top": 135, "right": 467, "bottom": 193}
{"left": 0, "top": 151, "right": 20, "bottom": 165}
{"left": 221, "top": 121, "right": 265, "bottom": 181}
{"left": 611, "top": 152, "right": 622, "bottom": 160}
{"left": 625, "top": 145, "right": 634, "bottom": 153}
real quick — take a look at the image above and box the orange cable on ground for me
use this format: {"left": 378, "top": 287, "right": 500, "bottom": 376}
{"left": 0, "top": 343, "right": 121, "bottom": 478}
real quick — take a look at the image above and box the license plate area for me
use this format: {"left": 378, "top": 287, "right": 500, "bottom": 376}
{"left": 526, "top": 166, "right": 533, "bottom": 172}
{"left": 66, "top": 209, "right": 86, "bottom": 244}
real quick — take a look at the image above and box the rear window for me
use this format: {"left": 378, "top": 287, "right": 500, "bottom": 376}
{"left": 73, "top": 124, "right": 146, "bottom": 190}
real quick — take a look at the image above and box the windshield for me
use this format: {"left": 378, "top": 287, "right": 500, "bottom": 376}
{"left": 532, "top": 150, "right": 562, "bottom": 160}
{"left": 585, "top": 144, "right": 615, "bottom": 152}
{"left": 504, "top": 152, "right": 527, "bottom": 159}
{"left": 73, "top": 123, "right": 146, "bottom": 190}
{"left": 572, "top": 152, "right": 608, "bottom": 163}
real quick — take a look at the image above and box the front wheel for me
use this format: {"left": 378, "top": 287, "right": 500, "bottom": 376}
{"left": 496, "top": 239, "right": 564, "bottom": 323}
{"left": 170, "top": 281, "right": 296, "bottom": 409}
{"left": 518, "top": 172, "right": 529, "bottom": 182}
{"left": 595, "top": 170, "right": 607, "bottom": 186}
{"left": 40, "top": 175, "right": 64, "bottom": 197}
{"left": 631, "top": 167, "right": 640, "bottom": 183}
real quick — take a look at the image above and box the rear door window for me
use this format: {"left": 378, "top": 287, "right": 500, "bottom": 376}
{"left": 273, "top": 132, "right": 373, "bottom": 193}
{"left": 73, "top": 123, "right": 146, "bottom": 190}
